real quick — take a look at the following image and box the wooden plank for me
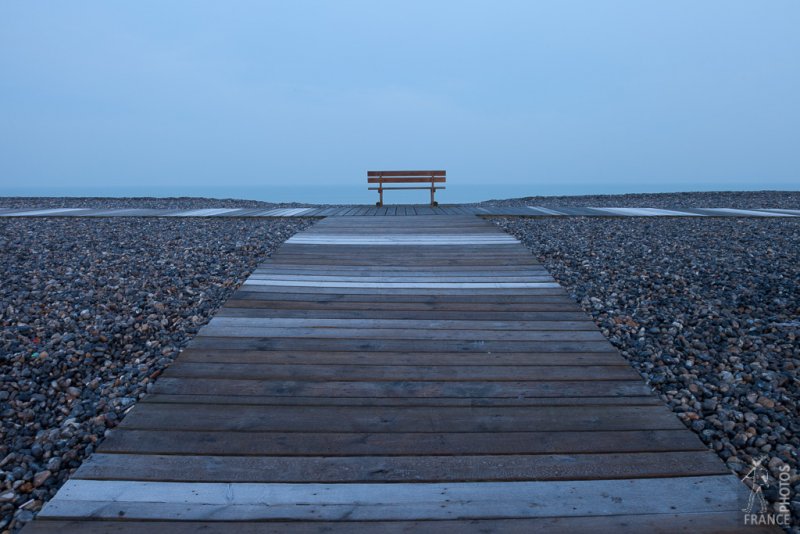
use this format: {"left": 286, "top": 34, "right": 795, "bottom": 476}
{"left": 264, "top": 261, "right": 544, "bottom": 268}
{"left": 21, "top": 514, "right": 780, "bottom": 534}
{"left": 277, "top": 249, "right": 529, "bottom": 256}
{"left": 247, "top": 274, "right": 556, "bottom": 282}
{"left": 268, "top": 242, "right": 532, "bottom": 251}
{"left": 229, "top": 287, "right": 569, "bottom": 299}
{"left": 249, "top": 270, "right": 551, "bottom": 277}
{"left": 117, "top": 404, "right": 685, "bottom": 432}
{"left": 265, "top": 259, "right": 543, "bottom": 267}
{"left": 98, "top": 429, "right": 703, "bottom": 456}
{"left": 205, "top": 317, "right": 594, "bottom": 331}
{"left": 3, "top": 208, "right": 88, "bottom": 217}
{"left": 215, "top": 307, "right": 591, "bottom": 320}
{"left": 186, "top": 336, "right": 618, "bottom": 353}
{"left": 142, "top": 394, "right": 663, "bottom": 407}
{"left": 701, "top": 207, "right": 794, "bottom": 217}
{"left": 242, "top": 280, "right": 560, "bottom": 289}
{"left": 196, "top": 326, "right": 606, "bottom": 341}
{"left": 758, "top": 208, "right": 800, "bottom": 216}
{"left": 235, "top": 286, "right": 567, "bottom": 295}
{"left": 264, "top": 258, "right": 543, "bottom": 266}
{"left": 367, "top": 186, "right": 445, "bottom": 191}
{"left": 250, "top": 271, "right": 551, "bottom": 278}
{"left": 299, "top": 229, "right": 507, "bottom": 235}
{"left": 37, "top": 476, "right": 747, "bottom": 520}
{"left": 274, "top": 251, "right": 528, "bottom": 259}
{"left": 73, "top": 451, "right": 728, "bottom": 483}
{"left": 162, "top": 362, "right": 641, "bottom": 381}
{"left": 285, "top": 238, "right": 519, "bottom": 245}
{"left": 255, "top": 250, "right": 541, "bottom": 259}
{"left": 269, "top": 250, "right": 539, "bottom": 257}
{"left": 226, "top": 293, "right": 579, "bottom": 306}
{"left": 175, "top": 348, "right": 626, "bottom": 365}
{"left": 310, "top": 221, "right": 483, "bottom": 228}
{"left": 152, "top": 378, "right": 655, "bottom": 398}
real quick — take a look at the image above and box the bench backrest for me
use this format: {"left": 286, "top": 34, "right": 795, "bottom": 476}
{"left": 367, "top": 170, "right": 446, "bottom": 184}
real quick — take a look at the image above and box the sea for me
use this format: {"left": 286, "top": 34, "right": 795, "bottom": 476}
{"left": 0, "top": 181, "right": 763, "bottom": 205}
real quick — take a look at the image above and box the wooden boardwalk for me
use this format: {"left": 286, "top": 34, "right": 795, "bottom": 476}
{"left": 26, "top": 216, "right": 772, "bottom": 532}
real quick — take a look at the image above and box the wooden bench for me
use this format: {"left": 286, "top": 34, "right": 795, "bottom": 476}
{"left": 368, "top": 170, "right": 446, "bottom": 207}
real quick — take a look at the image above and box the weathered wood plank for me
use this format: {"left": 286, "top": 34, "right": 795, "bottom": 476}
{"left": 20, "top": 514, "right": 779, "bottom": 534}
{"left": 151, "top": 377, "right": 655, "bottom": 398}
{"left": 98, "top": 429, "right": 703, "bottom": 456}
{"left": 242, "top": 280, "right": 560, "bottom": 289}
{"left": 246, "top": 274, "right": 556, "bottom": 282}
{"left": 162, "top": 362, "right": 641, "bottom": 381}
{"left": 196, "top": 325, "right": 606, "bottom": 341}
{"left": 118, "top": 404, "right": 686, "bottom": 432}
{"left": 237, "top": 285, "right": 568, "bottom": 295}
{"left": 216, "top": 307, "right": 592, "bottom": 320}
{"left": 174, "top": 348, "right": 627, "bottom": 366}
{"left": 37, "top": 476, "right": 748, "bottom": 520}
{"left": 205, "top": 317, "right": 592, "bottom": 331}
{"left": 74, "top": 451, "right": 728, "bottom": 482}
{"left": 227, "top": 292, "right": 577, "bottom": 305}
{"left": 143, "top": 394, "right": 663, "bottom": 407}
{"left": 186, "top": 336, "right": 617, "bottom": 353}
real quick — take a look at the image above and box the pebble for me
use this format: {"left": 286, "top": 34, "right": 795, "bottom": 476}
{"left": 758, "top": 396, "right": 776, "bottom": 409}
{"left": 31, "top": 471, "right": 50, "bottom": 488}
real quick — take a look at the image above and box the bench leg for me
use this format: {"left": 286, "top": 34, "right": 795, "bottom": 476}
{"left": 376, "top": 187, "right": 383, "bottom": 207}
{"left": 431, "top": 187, "right": 437, "bottom": 207}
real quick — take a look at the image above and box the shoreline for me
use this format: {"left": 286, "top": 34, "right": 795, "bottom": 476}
{"left": 1, "top": 190, "right": 799, "bottom": 211}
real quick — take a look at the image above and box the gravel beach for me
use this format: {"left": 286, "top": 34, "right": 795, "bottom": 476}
{"left": 0, "top": 216, "right": 313, "bottom": 532}
{"left": 0, "top": 197, "right": 308, "bottom": 210}
{"left": 494, "top": 216, "right": 800, "bottom": 527}
{"left": 478, "top": 190, "right": 800, "bottom": 209}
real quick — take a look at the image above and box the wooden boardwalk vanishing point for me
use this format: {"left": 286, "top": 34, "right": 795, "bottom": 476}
{"left": 26, "top": 215, "right": 773, "bottom": 533}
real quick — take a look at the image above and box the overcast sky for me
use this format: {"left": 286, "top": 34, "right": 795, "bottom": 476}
{"left": 1, "top": 1, "right": 798, "bottom": 201}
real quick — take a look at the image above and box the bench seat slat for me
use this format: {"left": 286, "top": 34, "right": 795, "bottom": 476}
{"left": 368, "top": 187, "right": 447, "bottom": 191}
{"left": 368, "top": 178, "right": 446, "bottom": 184}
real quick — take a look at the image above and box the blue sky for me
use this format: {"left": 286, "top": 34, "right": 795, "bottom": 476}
{"left": 1, "top": 1, "right": 798, "bottom": 202}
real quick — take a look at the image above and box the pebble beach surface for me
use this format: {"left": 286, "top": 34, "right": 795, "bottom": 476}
{"left": 0, "top": 216, "right": 313, "bottom": 532}
{"left": 0, "top": 197, "right": 306, "bottom": 210}
{"left": 494, "top": 216, "right": 800, "bottom": 527}
{"left": 479, "top": 190, "right": 800, "bottom": 209}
